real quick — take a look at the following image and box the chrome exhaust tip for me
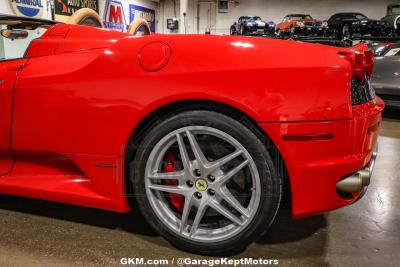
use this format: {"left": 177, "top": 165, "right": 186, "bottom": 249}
{"left": 336, "top": 145, "right": 378, "bottom": 194}
{"left": 336, "top": 172, "right": 367, "bottom": 193}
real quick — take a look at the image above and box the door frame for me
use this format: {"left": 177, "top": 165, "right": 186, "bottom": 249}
{"left": 197, "top": 1, "right": 217, "bottom": 34}
{"left": 0, "top": 59, "right": 26, "bottom": 176}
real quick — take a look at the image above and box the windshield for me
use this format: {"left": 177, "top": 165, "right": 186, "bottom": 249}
{"left": 251, "top": 17, "right": 262, "bottom": 21}
{"left": 289, "top": 15, "right": 313, "bottom": 20}
{"left": 390, "top": 6, "right": 400, "bottom": 14}
{"left": 346, "top": 13, "right": 368, "bottom": 20}
{"left": 0, "top": 21, "right": 49, "bottom": 61}
{"left": 243, "top": 16, "right": 262, "bottom": 22}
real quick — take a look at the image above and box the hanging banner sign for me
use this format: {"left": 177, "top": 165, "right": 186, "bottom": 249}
{"left": 104, "top": 0, "right": 126, "bottom": 32}
{"left": 54, "top": 0, "right": 99, "bottom": 22}
{"left": 129, "top": 4, "right": 156, "bottom": 32}
{"left": 9, "top": 0, "right": 45, "bottom": 18}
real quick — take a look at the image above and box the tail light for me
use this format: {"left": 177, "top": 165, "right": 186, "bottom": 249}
{"left": 338, "top": 49, "right": 374, "bottom": 81}
{"left": 353, "top": 51, "right": 366, "bottom": 80}
{"left": 338, "top": 48, "right": 376, "bottom": 105}
{"left": 364, "top": 50, "right": 374, "bottom": 78}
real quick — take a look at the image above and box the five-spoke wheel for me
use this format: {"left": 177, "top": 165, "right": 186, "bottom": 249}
{"left": 131, "top": 110, "right": 281, "bottom": 255}
{"left": 145, "top": 126, "right": 261, "bottom": 242}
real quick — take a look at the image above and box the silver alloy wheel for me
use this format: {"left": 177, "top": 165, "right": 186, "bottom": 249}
{"left": 144, "top": 126, "right": 261, "bottom": 243}
{"left": 290, "top": 25, "right": 295, "bottom": 35}
{"left": 343, "top": 25, "right": 350, "bottom": 37}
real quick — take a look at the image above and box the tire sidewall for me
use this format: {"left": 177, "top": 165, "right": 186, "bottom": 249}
{"left": 131, "top": 111, "right": 281, "bottom": 255}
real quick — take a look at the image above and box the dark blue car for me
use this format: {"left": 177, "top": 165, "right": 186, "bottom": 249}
{"left": 230, "top": 16, "right": 275, "bottom": 36}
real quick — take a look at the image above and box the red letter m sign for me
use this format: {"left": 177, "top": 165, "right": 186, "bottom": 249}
{"left": 109, "top": 4, "right": 123, "bottom": 23}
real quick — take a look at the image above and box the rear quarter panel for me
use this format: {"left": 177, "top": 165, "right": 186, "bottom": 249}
{"left": 13, "top": 34, "right": 352, "bottom": 157}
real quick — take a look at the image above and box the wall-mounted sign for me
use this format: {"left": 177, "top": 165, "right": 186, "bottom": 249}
{"left": 167, "top": 18, "right": 179, "bottom": 30}
{"left": 104, "top": 0, "right": 126, "bottom": 32}
{"left": 218, "top": 0, "right": 229, "bottom": 13}
{"left": 55, "top": 0, "right": 99, "bottom": 22}
{"left": 129, "top": 5, "right": 156, "bottom": 32}
{"left": 9, "top": 0, "right": 45, "bottom": 18}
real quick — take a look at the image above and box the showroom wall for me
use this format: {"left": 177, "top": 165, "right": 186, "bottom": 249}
{"left": 159, "top": 0, "right": 395, "bottom": 34}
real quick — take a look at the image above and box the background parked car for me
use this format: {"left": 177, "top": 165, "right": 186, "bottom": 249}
{"left": 381, "top": 3, "right": 400, "bottom": 35}
{"left": 376, "top": 43, "right": 400, "bottom": 57}
{"left": 230, "top": 16, "right": 275, "bottom": 36}
{"left": 328, "top": 12, "right": 387, "bottom": 38}
{"left": 367, "top": 41, "right": 400, "bottom": 57}
{"left": 276, "top": 14, "right": 327, "bottom": 37}
{"left": 372, "top": 56, "right": 400, "bottom": 109}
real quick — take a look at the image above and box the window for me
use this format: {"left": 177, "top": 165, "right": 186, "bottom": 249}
{"left": 344, "top": 13, "right": 368, "bottom": 20}
{"left": 251, "top": 17, "right": 262, "bottom": 21}
{"left": 289, "top": 15, "right": 313, "bottom": 20}
{"left": 0, "top": 25, "right": 46, "bottom": 61}
{"left": 390, "top": 6, "right": 400, "bottom": 15}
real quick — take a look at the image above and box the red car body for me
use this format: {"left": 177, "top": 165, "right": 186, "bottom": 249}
{"left": 0, "top": 23, "right": 383, "bottom": 219}
{"left": 276, "top": 14, "right": 326, "bottom": 35}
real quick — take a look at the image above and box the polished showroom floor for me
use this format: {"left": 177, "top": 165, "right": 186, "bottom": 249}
{"left": 0, "top": 110, "right": 399, "bottom": 267}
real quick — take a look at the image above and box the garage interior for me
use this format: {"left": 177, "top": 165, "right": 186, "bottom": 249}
{"left": 1, "top": 0, "right": 400, "bottom": 266}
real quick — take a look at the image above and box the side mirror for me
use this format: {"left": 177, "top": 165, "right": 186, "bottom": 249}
{"left": 1, "top": 29, "right": 29, "bottom": 40}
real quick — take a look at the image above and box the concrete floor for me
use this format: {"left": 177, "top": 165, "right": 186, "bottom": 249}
{"left": 0, "top": 111, "right": 399, "bottom": 267}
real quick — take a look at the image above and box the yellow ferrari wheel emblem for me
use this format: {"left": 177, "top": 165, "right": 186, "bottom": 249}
{"left": 195, "top": 179, "right": 208, "bottom": 191}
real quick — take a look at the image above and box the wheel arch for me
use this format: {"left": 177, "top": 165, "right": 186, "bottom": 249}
{"left": 124, "top": 99, "right": 291, "bottom": 205}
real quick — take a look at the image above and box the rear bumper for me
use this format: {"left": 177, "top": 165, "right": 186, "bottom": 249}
{"left": 259, "top": 97, "right": 384, "bottom": 218}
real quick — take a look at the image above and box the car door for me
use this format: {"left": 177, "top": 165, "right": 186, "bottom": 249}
{"left": 328, "top": 15, "right": 339, "bottom": 30}
{"left": 0, "top": 62, "right": 15, "bottom": 175}
{"left": 237, "top": 18, "right": 242, "bottom": 31}
{"left": 277, "top": 17, "right": 287, "bottom": 31}
{"left": 282, "top": 17, "right": 291, "bottom": 31}
{"left": 0, "top": 24, "right": 41, "bottom": 175}
{"left": 0, "top": 59, "right": 26, "bottom": 176}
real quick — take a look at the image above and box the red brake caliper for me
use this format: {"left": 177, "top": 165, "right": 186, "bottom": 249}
{"left": 164, "top": 152, "right": 185, "bottom": 213}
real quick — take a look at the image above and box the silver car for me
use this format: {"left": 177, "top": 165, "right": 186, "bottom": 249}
{"left": 372, "top": 56, "right": 400, "bottom": 109}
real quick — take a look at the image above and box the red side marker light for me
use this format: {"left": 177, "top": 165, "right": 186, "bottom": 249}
{"left": 283, "top": 133, "right": 334, "bottom": 142}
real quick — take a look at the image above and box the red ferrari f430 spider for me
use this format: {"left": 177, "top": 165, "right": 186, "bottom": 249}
{"left": 0, "top": 14, "right": 383, "bottom": 255}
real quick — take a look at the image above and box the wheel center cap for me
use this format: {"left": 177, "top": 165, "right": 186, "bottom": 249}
{"left": 195, "top": 178, "right": 208, "bottom": 191}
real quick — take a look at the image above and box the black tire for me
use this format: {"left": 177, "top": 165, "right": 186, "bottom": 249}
{"left": 290, "top": 25, "right": 296, "bottom": 38}
{"left": 395, "top": 15, "right": 400, "bottom": 31}
{"left": 230, "top": 27, "right": 236, "bottom": 35}
{"left": 276, "top": 29, "right": 281, "bottom": 38}
{"left": 240, "top": 26, "right": 247, "bottom": 36}
{"left": 266, "top": 29, "right": 275, "bottom": 36}
{"left": 335, "top": 29, "right": 342, "bottom": 39}
{"left": 342, "top": 24, "right": 351, "bottom": 38}
{"left": 130, "top": 111, "right": 282, "bottom": 256}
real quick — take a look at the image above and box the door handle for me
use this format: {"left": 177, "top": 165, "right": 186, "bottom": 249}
{"left": 0, "top": 80, "right": 3, "bottom": 85}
